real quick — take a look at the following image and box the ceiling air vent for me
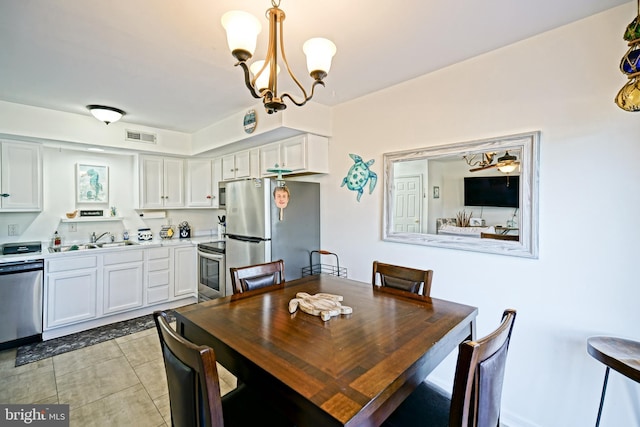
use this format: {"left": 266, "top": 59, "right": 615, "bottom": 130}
{"left": 126, "top": 129, "right": 157, "bottom": 144}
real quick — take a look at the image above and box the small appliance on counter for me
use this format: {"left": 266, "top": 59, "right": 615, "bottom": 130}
{"left": 137, "top": 228, "right": 152, "bottom": 241}
{"left": 178, "top": 221, "right": 191, "bottom": 239}
{"left": 159, "top": 225, "right": 174, "bottom": 239}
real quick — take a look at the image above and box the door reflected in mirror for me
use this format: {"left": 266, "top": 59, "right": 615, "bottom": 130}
{"left": 383, "top": 132, "right": 539, "bottom": 258}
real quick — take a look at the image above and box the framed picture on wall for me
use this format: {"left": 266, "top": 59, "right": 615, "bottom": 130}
{"left": 76, "top": 164, "right": 109, "bottom": 204}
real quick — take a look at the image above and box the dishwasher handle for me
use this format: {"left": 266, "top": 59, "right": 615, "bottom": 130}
{"left": 0, "top": 260, "right": 44, "bottom": 274}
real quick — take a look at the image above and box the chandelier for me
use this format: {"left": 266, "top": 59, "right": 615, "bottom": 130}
{"left": 616, "top": 0, "right": 640, "bottom": 111}
{"left": 221, "top": 0, "right": 336, "bottom": 114}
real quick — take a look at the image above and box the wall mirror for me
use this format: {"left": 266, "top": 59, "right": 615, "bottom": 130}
{"left": 383, "top": 131, "right": 539, "bottom": 258}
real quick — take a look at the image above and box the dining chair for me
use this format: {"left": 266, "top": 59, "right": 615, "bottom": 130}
{"left": 372, "top": 261, "right": 434, "bottom": 296}
{"left": 153, "top": 311, "right": 293, "bottom": 427}
{"left": 382, "top": 309, "right": 517, "bottom": 427}
{"left": 230, "top": 259, "right": 285, "bottom": 294}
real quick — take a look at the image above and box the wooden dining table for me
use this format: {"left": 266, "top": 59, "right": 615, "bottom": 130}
{"left": 175, "top": 274, "right": 477, "bottom": 427}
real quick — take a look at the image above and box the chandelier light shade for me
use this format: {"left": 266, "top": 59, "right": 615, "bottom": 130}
{"left": 615, "top": 0, "right": 640, "bottom": 111}
{"left": 221, "top": 0, "right": 336, "bottom": 114}
{"left": 87, "top": 105, "right": 126, "bottom": 125}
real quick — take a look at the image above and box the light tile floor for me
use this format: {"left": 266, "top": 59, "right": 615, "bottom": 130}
{"left": 0, "top": 323, "right": 237, "bottom": 426}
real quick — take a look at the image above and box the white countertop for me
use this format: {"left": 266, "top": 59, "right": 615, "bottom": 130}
{"left": 0, "top": 236, "right": 225, "bottom": 263}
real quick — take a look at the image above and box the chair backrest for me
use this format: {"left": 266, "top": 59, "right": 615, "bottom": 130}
{"left": 230, "top": 259, "right": 285, "bottom": 294}
{"left": 372, "top": 261, "right": 434, "bottom": 296}
{"left": 154, "top": 311, "right": 224, "bottom": 427}
{"left": 480, "top": 232, "right": 519, "bottom": 241}
{"left": 449, "top": 309, "right": 517, "bottom": 427}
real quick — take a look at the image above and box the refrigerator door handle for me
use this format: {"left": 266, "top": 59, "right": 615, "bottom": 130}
{"left": 227, "top": 235, "right": 268, "bottom": 243}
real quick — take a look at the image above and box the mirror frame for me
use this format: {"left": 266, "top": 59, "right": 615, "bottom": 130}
{"left": 382, "top": 131, "right": 539, "bottom": 258}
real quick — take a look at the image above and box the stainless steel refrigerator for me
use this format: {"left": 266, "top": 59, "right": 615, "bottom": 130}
{"left": 224, "top": 178, "right": 320, "bottom": 291}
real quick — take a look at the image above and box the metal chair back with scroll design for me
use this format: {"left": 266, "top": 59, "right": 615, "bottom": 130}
{"left": 372, "top": 261, "right": 434, "bottom": 296}
{"left": 230, "top": 259, "right": 285, "bottom": 295}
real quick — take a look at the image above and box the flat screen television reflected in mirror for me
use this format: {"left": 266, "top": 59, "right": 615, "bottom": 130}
{"left": 464, "top": 176, "right": 519, "bottom": 208}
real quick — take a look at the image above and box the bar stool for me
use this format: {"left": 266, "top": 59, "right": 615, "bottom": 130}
{"left": 587, "top": 336, "right": 640, "bottom": 427}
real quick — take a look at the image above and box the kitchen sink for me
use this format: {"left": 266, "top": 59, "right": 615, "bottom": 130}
{"left": 49, "top": 244, "right": 98, "bottom": 253}
{"left": 49, "top": 241, "right": 140, "bottom": 253}
{"left": 96, "top": 241, "right": 139, "bottom": 248}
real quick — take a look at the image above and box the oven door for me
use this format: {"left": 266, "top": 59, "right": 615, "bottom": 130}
{"left": 197, "top": 250, "right": 225, "bottom": 301}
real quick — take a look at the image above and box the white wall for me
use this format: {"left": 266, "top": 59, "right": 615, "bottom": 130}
{"left": 320, "top": 4, "right": 640, "bottom": 427}
{"left": 0, "top": 101, "right": 192, "bottom": 156}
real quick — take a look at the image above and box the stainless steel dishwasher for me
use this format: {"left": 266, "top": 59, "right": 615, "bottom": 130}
{"left": 0, "top": 242, "right": 44, "bottom": 350}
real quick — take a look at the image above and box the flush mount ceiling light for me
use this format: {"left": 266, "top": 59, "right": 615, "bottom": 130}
{"left": 87, "top": 105, "right": 126, "bottom": 125}
{"left": 221, "top": 0, "right": 336, "bottom": 114}
{"left": 616, "top": 0, "right": 640, "bottom": 111}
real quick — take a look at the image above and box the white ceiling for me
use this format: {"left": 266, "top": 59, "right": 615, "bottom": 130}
{"left": 0, "top": 0, "right": 629, "bottom": 133}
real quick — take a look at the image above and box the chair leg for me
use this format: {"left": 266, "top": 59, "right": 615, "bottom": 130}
{"left": 595, "top": 367, "right": 610, "bottom": 427}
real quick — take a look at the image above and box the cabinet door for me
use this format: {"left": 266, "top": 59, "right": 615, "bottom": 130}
{"left": 163, "top": 158, "right": 185, "bottom": 208}
{"left": 1, "top": 142, "right": 42, "bottom": 211}
{"left": 234, "top": 151, "right": 251, "bottom": 178}
{"left": 282, "top": 137, "right": 307, "bottom": 172}
{"left": 147, "top": 247, "right": 171, "bottom": 304}
{"left": 139, "top": 156, "right": 165, "bottom": 209}
{"left": 174, "top": 246, "right": 196, "bottom": 297}
{"left": 211, "top": 158, "right": 222, "bottom": 208}
{"left": 46, "top": 269, "right": 97, "bottom": 328}
{"left": 260, "top": 143, "right": 281, "bottom": 176}
{"left": 186, "top": 159, "right": 213, "bottom": 207}
{"left": 103, "top": 262, "right": 144, "bottom": 314}
{"left": 222, "top": 154, "right": 236, "bottom": 180}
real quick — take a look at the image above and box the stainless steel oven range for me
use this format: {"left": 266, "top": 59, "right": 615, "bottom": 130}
{"left": 197, "top": 241, "right": 225, "bottom": 301}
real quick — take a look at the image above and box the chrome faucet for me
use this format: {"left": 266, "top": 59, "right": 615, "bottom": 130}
{"left": 91, "top": 232, "right": 112, "bottom": 243}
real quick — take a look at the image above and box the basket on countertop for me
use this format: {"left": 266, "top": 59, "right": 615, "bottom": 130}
{"left": 302, "top": 250, "right": 347, "bottom": 277}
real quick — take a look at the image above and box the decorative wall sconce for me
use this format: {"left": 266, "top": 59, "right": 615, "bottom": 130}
{"left": 616, "top": 0, "right": 640, "bottom": 111}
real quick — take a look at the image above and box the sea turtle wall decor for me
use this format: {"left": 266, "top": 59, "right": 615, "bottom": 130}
{"left": 288, "top": 292, "right": 353, "bottom": 321}
{"left": 341, "top": 153, "right": 377, "bottom": 202}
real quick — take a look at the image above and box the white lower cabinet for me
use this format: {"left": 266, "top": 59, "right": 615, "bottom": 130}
{"left": 174, "top": 245, "right": 196, "bottom": 297}
{"left": 44, "top": 244, "right": 197, "bottom": 336}
{"left": 102, "top": 250, "right": 144, "bottom": 314}
{"left": 146, "top": 246, "right": 172, "bottom": 304}
{"left": 45, "top": 256, "right": 98, "bottom": 329}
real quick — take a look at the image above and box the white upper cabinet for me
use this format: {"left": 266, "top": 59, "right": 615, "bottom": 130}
{"left": 186, "top": 158, "right": 214, "bottom": 207}
{"left": 211, "top": 158, "right": 222, "bottom": 208}
{"left": 138, "top": 155, "right": 184, "bottom": 209}
{"left": 260, "top": 134, "right": 329, "bottom": 177}
{"left": 0, "top": 141, "right": 42, "bottom": 211}
{"left": 222, "top": 150, "right": 252, "bottom": 180}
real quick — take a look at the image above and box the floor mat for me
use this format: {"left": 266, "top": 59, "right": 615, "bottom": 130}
{"left": 15, "top": 310, "right": 175, "bottom": 367}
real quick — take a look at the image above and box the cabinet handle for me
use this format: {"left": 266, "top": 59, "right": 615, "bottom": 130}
{"left": 206, "top": 195, "right": 212, "bottom": 199}
{"left": 0, "top": 193, "right": 9, "bottom": 198}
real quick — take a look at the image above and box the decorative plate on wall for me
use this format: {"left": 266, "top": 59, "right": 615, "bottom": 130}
{"left": 243, "top": 109, "right": 257, "bottom": 134}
